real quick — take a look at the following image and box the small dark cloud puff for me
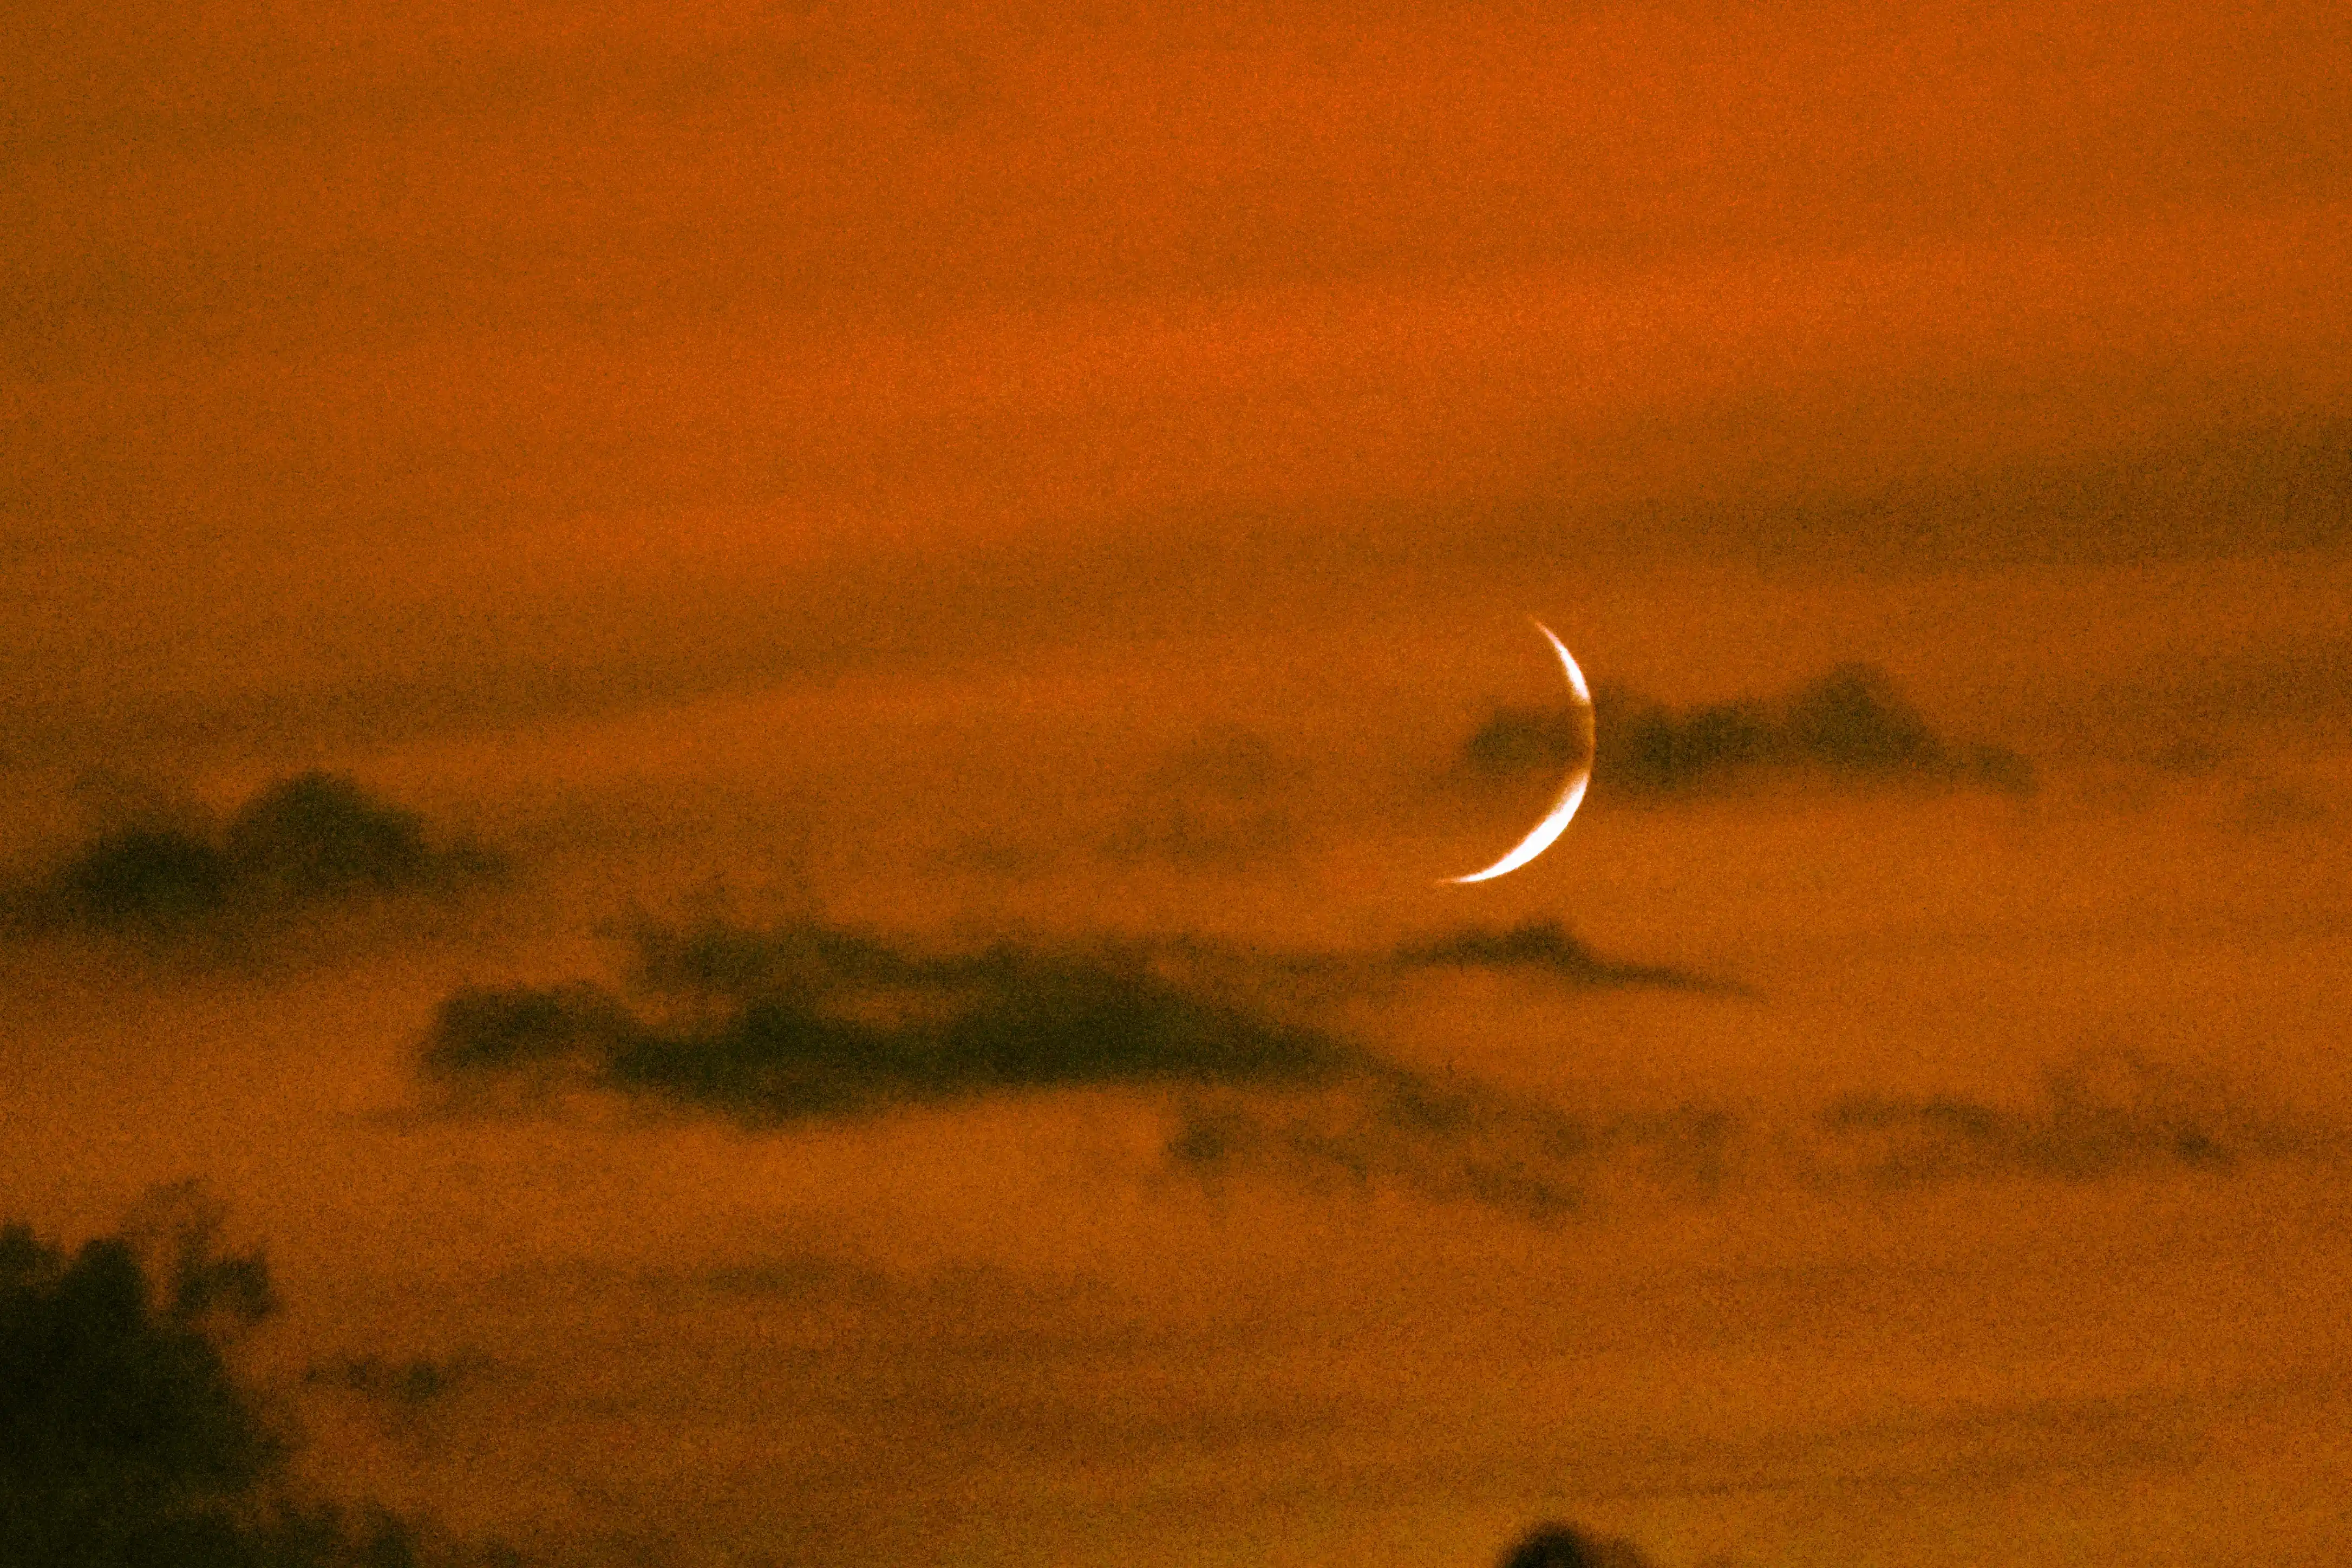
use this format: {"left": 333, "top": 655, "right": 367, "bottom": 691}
{"left": 302, "top": 1349, "right": 500, "bottom": 1411}
{"left": 1465, "top": 663, "right": 2033, "bottom": 797}
{"left": 2, "top": 1183, "right": 518, "bottom": 1567}
{"left": 1393, "top": 919, "right": 1729, "bottom": 992}
{"left": 2229, "top": 782, "right": 2330, "bottom": 832}
{"left": 6, "top": 770, "right": 505, "bottom": 938}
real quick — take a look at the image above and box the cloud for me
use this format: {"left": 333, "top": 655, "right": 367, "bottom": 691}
{"left": 1463, "top": 663, "right": 2034, "bottom": 798}
{"left": 1808, "top": 1050, "right": 2322, "bottom": 1188}
{"left": 1393, "top": 919, "right": 1729, "bottom": 992}
{"left": 1166, "top": 1070, "right": 1741, "bottom": 1224}
{"left": 5, "top": 770, "right": 506, "bottom": 942}
{"left": 1169, "top": 1048, "right": 2334, "bottom": 1224}
{"left": 2229, "top": 782, "right": 2330, "bottom": 832}
{"left": 419, "top": 902, "right": 1738, "bottom": 1127}
{"left": 302, "top": 1349, "right": 500, "bottom": 1411}
{"left": 417, "top": 909, "right": 2325, "bottom": 1221}
{"left": 422, "top": 911, "right": 1356, "bottom": 1123}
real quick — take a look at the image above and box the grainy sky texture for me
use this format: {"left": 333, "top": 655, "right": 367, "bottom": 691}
{"left": 5, "top": 2, "right": 2351, "bottom": 1565}
{"left": 9, "top": 0, "right": 2351, "bottom": 749}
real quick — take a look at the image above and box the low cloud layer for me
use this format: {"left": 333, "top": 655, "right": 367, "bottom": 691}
{"left": 420, "top": 910, "right": 1726, "bottom": 1126}
{"left": 1465, "top": 663, "right": 2034, "bottom": 798}
{"left": 423, "top": 913, "right": 1356, "bottom": 1123}
{"left": 412, "top": 909, "right": 2325, "bottom": 1226}
{"left": 1810, "top": 1051, "right": 2312, "bottom": 1187}
{"left": 1170, "top": 1049, "right": 2331, "bottom": 1224}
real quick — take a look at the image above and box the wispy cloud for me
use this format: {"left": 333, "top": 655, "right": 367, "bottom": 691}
{"left": 422, "top": 912, "right": 1355, "bottom": 1123}
{"left": 1463, "top": 664, "right": 2033, "bottom": 799}
{"left": 1393, "top": 919, "right": 1730, "bottom": 992}
{"left": 1171, "top": 1048, "right": 2335, "bottom": 1224}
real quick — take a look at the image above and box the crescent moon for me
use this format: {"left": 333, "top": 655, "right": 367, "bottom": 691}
{"left": 1444, "top": 619, "right": 1595, "bottom": 885}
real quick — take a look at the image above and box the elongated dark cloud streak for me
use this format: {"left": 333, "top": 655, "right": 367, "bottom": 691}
{"left": 417, "top": 913, "right": 2331, "bottom": 1224}
{"left": 420, "top": 910, "right": 1726, "bottom": 1123}
{"left": 1171, "top": 1048, "right": 2335, "bottom": 1224}
{"left": 1465, "top": 663, "right": 2034, "bottom": 798}
{"left": 1810, "top": 1052, "right": 2322, "bottom": 1187}
{"left": 1393, "top": 919, "right": 1730, "bottom": 992}
{"left": 423, "top": 916, "right": 1357, "bottom": 1123}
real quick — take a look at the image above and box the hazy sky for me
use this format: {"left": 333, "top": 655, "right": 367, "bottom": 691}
{"left": 8, "top": 0, "right": 2351, "bottom": 769}
{"left": 6, "top": 5, "right": 2352, "bottom": 1566}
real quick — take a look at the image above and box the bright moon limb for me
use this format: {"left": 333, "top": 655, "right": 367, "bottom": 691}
{"left": 1444, "top": 619, "right": 1596, "bottom": 884}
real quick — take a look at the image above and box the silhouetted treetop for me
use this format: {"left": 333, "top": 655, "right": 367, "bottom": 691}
{"left": 1497, "top": 1521, "right": 1654, "bottom": 1568}
{"left": 3, "top": 1191, "right": 519, "bottom": 1567}
{"left": 2, "top": 1197, "right": 279, "bottom": 1563}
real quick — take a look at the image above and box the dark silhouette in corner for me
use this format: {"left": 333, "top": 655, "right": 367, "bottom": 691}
{"left": 1, "top": 1185, "right": 513, "bottom": 1566}
{"left": 1499, "top": 1521, "right": 1653, "bottom": 1568}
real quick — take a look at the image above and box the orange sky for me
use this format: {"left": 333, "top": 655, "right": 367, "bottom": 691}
{"left": 9, "top": 0, "right": 2351, "bottom": 769}
{"left": 7, "top": 6, "right": 2352, "bottom": 1565}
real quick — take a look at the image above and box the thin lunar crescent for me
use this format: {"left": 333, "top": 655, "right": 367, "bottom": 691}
{"left": 1444, "top": 619, "right": 1595, "bottom": 884}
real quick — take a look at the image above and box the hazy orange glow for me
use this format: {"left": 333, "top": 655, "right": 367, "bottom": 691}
{"left": 5, "top": 0, "right": 2351, "bottom": 1563}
